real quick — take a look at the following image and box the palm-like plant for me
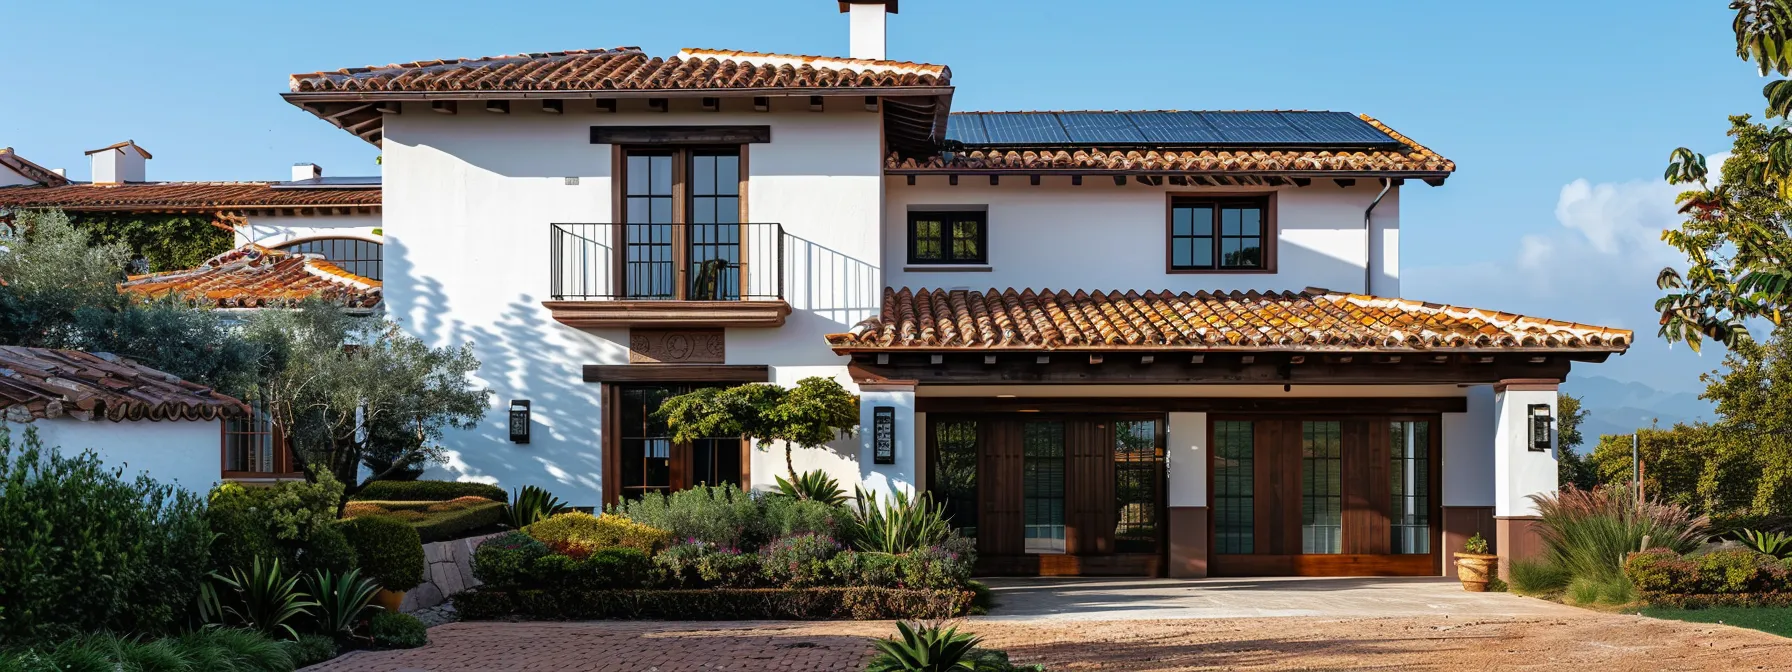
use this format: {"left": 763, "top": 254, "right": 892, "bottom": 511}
{"left": 214, "top": 557, "right": 318, "bottom": 640}
{"left": 849, "top": 486, "right": 951, "bottom": 554}
{"left": 1738, "top": 528, "right": 1792, "bottom": 558}
{"left": 307, "top": 568, "right": 382, "bottom": 638}
{"left": 865, "top": 622, "right": 987, "bottom": 672}
{"left": 775, "top": 469, "right": 847, "bottom": 505}
{"left": 506, "top": 485, "right": 570, "bottom": 529}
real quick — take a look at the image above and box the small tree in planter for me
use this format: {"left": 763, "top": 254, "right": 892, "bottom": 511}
{"left": 658, "top": 377, "right": 858, "bottom": 491}
{"left": 339, "top": 516, "right": 426, "bottom": 612}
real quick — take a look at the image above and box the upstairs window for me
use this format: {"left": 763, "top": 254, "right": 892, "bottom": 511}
{"left": 280, "top": 238, "right": 382, "bottom": 280}
{"left": 1168, "top": 197, "right": 1269, "bottom": 272}
{"left": 908, "top": 210, "right": 987, "bottom": 265}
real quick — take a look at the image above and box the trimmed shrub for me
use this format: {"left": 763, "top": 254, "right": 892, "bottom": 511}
{"left": 0, "top": 428, "right": 212, "bottom": 644}
{"left": 453, "top": 586, "right": 977, "bottom": 621}
{"left": 763, "top": 497, "right": 847, "bottom": 539}
{"left": 758, "top": 534, "right": 842, "bottom": 588}
{"left": 369, "top": 611, "right": 428, "bottom": 649}
{"left": 1693, "top": 549, "right": 1767, "bottom": 594}
{"left": 286, "top": 634, "right": 339, "bottom": 668}
{"left": 472, "top": 531, "right": 550, "bottom": 587}
{"left": 827, "top": 551, "right": 904, "bottom": 588}
{"left": 698, "top": 548, "right": 763, "bottom": 588}
{"left": 524, "top": 512, "right": 672, "bottom": 555}
{"left": 345, "top": 499, "right": 507, "bottom": 543}
{"left": 339, "top": 516, "right": 426, "bottom": 592}
{"left": 353, "top": 480, "right": 507, "bottom": 503}
{"left": 293, "top": 522, "right": 359, "bottom": 576}
{"left": 0, "top": 629, "right": 300, "bottom": 672}
{"left": 608, "top": 486, "right": 766, "bottom": 548}
{"left": 897, "top": 537, "right": 977, "bottom": 589}
{"left": 523, "top": 548, "right": 655, "bottom": 591}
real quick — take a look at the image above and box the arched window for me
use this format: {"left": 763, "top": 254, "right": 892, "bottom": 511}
{"left": 279, "top": 238, "right": 382, "bottom": 281}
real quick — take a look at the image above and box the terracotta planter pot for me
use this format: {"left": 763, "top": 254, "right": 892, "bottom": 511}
{"left": 1454, "top": 552, "right": 1499, "bottom": 592}
{"left": 374, "top": 588, "right": 406, "bottom": 613}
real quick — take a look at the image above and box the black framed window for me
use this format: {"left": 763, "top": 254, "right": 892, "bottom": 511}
{"left": 688, "top": 150, "right": 741, "bottom": 300}
{"left": 623, "top": 151, "right": 676, "bottom": 298}
{"left": 279, "top": 238, "right": 382, "bottom": 281}
{"left": 932, "top": 419, "right": 980, "bottom": 539}
{"left": 907, "top": 210, "right": 987, "bottom": 264}
{"left": 616, "top": 383, "right": 743, "bottom": 500}
{"left": 1112, "top": 419, "right": 1163, "bottom": 554}
{"left": 1212, "top": 420, "right": 1254, "bottom": 554}
{"left": 1169, "top": 198, "right": 1267, "bottom": 271}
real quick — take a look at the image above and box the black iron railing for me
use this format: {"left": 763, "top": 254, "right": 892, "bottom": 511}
{"left": 550, "top": 222, "right": 786, "bottom": 301}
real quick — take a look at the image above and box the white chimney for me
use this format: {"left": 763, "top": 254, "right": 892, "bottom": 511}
{"left": 291, "top": 163, "right": 322, "bottom": 182}
{"left": 841, "top": 0, "right": 895, "bottom": 60}
{"left": 85, "top": 141, "right": 150, "bottom": 184}
{"left": 50, "top": 168, "right": 65, "bottom": 177}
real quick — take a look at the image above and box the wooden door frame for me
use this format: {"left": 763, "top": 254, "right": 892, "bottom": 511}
{"left": 1206, "top": 413, "right": 1442, "bottom": 577}
{"left": 600, "top": 381, "right": 753, "bottom": 508}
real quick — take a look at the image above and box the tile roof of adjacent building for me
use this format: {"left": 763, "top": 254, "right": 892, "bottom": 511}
{"left": 0, "top": 181, "right": 382, "bottom": 212}
{"left": 119, "top": 245, "right": 382, "bottom": 310}
{"left": 0, "top": 148, "right": 70, "bottom": 187}
{"left": 886, "top": 115, "right": 1454, "bottom": 178}
{"left": 826, "top": 287, "right": 1630, "bottom": 353}
{"left": 287, "top": 46, "right": 950, "bottom": 94}
{"left": 0, "top": 346, "right": 247, "bottom": 422}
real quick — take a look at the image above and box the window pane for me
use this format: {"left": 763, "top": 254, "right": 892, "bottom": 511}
{"left": 649, "top": 155, "right": 672, "bottom": 194}
{"left": 1222, "top": 239, "right": 1260, "bottom": 268}
{"left": 1240, "top": 207, "right": 1261, "bottom": 236}
{"left": 1172, "top": 207, "right": 1192, "bottom": 236}
{"left": 1113, "top": 420, "right": 1161, "bottom": 554}
{"left": 951, "top": 219, "right": 981, "bottom": 261}
{"left": 1301, "top": 421, "right": 1343, "bottom": 554}
{"left": 1222, "top": 207, "right": 1241, "bottom": 236}
{"left": 1391, "top": 421, "right": 1432, "bottom": 554}
{"left": 1192, "top": 238, "right": 1214, "bottom": 267}
{"left": 1212, "top": 421, "right": 1254, "bottom": 554}
{"left": 1023, "top": 421, "right": 1066, "bottom": 554}
{"left": 1191, "top": 207, "right": 1213, "bottom": 236}
{"left": 933, "top": 420, "right": 979, "bottom": 539}
{"left": 1172, "top": 240, "right": 1192, "bottom": 268}
{"left": 628, "top": 156, "right": 650, "bottom": 195}
{"left": 693, "top": 154, "right": 715, "bottom": 195}
{"left": 650, "top": 198, "right": 671, "bottom": 224}
{"left": 693, "top": 198, "right": 715, "bottom": 224}
{"left": 716, "top": 155, "right": 739, "bottom": 196}
{"left": 913, "top": 219, "right": 943, "bottom": 260}
{"left": 716, "top": 197, "right": 739, "bottom": 224}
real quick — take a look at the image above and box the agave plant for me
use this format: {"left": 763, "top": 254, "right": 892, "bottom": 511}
{"left": 849, "top": 486, "right": 951, "bottom": 554}
{"left": 506, "top": 485, "right": 570, "bottom": 528}
{"left": 775, "top": 469, "right": 847, "bottom": 505}
{"left": 1738, "top": 528, "right": 1792, "bottom": 558}
{"left": 865, "top": 621, "right": 986, "bottom": 672}
{"left": 215, "top": 557, "right": 318, "bottom": 640}
{"left": 307, "top": 568, "right": 383, "bottom": 637}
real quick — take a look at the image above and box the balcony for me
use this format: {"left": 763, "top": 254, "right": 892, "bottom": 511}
{"left": 543, "top": 222, "right": 791, "bottom": 328}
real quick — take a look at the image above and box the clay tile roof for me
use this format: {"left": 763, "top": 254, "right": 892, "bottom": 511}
{"left": 0, "top": 181, "right": 382, "bottom": 212}
{"left": 287, "top": 46, "right": 950, "bottom": 94}
{"left": 0, "top": 148, "right": 70, "bottom": 187}
{"left": 825, "top": 287, "right": 1630, "bottom": 353}
{"left": 119, "top": 245, "right": 381, "bottom": 310}
{"left": 886, "top": 115, "right": 1453, "bottom": 178}
{"left": 84, "top": 140, "right": 152, "bottom": 159}
{"left": 0, "top": 346, "right": 247, "bottom": 422}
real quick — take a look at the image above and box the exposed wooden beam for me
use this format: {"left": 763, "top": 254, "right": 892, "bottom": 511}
{"left": 1113, "top": 175, "right": 1127, "bottom": 186}
{"left": 1241, "top": 355, "right": 1255, "bottom": 364}
{"left": 930, "top": 354, "right": 945, "bottom": 365}
{"left": 1192, "top": 176, "right": 1215, "bottom": 186}
{"left": 1334, "top": 178, "right": 1357, "bottom": 188}
{"left": 1213, "top": 175, "right": 1234, "bottom": 186}
{"left": 541, "top": 99, "right": 563, "bottom": 114}
{"left": 701, "top": 97, "right": 720, "bottom": 112}
{"left": 906, "top": 175, "right": 916, "bottom": 186}
{"left": 1169, "top": 176, "right": 1188, "bottom": 186}
{"left": 1292, "top": 177, "right": 1312, "bottom": 187}
{"left": 1423, "top": 176, "right": 1448, "bottom": 187}
{"left": 1071, "top": 175, "right": 1083, "bottom": 186}
{"left": 647, "top": 98, "right": 668, "bottom": 112}
{"left": 1036, "top": 355, "right": 1050, "bottom": 364}
{"left": 1289, "top": 355, "right": 1306, "bottom": 365}
{"left": 431, "top": 100, "right": 457, "bottom": 115}
{"left": 916, "top": 396, "right": 1470, "bottom": 415}
{"left": 595, "top": 99, "right": 617, "bottom": 113}
{"left": 325, "top": 103, "right": 375, "bottom": 121}
{"left": 862, "top": 355, "right": 1572, "bottom": 387}
{"left": 485, "top": 100, "right": 509, "bottom": 114}
{"left": 984, "top": 355, "right": 998, "bottom": 365}
{"left": 949, "top": 175, "right": 959, "bottom": 186}
{"left": 1089, "top": 354, "right": 1104, "bottom": 365}
{"left": 809, "top": 95, "right": 825, "bottom": 112}
{"left": 375, "top": 102, "right": 403, "bottom": 114}
{"left": 1146, "top": 175, "right": 1164, "bottom": 186}
{"left": 1191, "top": 354, "right": 1205, "bottom": 364}
{"left": 1030, "top": 175, "right": 1041, "bottom": 186}
{"left": 864, "top": 95, "right": 880, "bottom": 112}
{"left": 753, "top": 96, "right": 770, "bottom": 112}
{"left": 989, "top": 175, "right": 999, "bottom": 186}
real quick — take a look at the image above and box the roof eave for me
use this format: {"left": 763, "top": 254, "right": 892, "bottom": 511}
{"left": 282, "top": 86, "right": 954, "bottom": 103}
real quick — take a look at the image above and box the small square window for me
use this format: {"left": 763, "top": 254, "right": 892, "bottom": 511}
{"left": 908, "top": 211, "right": 987, "bottom": 264}
{"left": 1168, "top": 197, "right": 1269, "bottom": 271}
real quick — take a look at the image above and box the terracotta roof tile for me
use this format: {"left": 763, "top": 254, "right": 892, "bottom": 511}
{"left": 0, "top": 182, "right": 381, "bottom": 212}
{"left": 886, "top": 116, "right": 1453, "bottom": 176}
{"left": 0, "top": 346, "right": 247, "bottom": 422}
{"left": 826, "top": 288, "right": 1630, "bottom": 352}
{"left": 120, "top": 245, "right": 381, "bottom": 310}
{"left": 288, "top": 47, "right": 950, "bottom": 93}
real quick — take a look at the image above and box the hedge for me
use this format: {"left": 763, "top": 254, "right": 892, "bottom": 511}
{"left": 453, "top": 586, "right": 976, "bottom": 621}
{"left": 345, "top": 499, "right": 507, "bottom": 543}
{"left": 1625, "top": 547, "right": 1792, "bottom": 606}
{"left": 339, "top": 516, "right": 426, "bottom": 592}
{"left": 352, "top": 480, "right": 507, "bottom": 503}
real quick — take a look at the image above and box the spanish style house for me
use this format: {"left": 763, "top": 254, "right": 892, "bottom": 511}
{"left": 19, "top": 1, "right": 1629, "bottom": 579}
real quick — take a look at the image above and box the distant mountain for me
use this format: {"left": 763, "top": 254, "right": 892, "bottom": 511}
{"left": 1561, "top": 375, "right": 1713, "bottom": 442}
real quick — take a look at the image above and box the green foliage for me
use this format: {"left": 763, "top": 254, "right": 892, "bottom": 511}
{"left": 1557, "top": 394, "right": 1599, "bottom": 491}
{"left": 776, "top": 469, "right": 848, "bottom": 505}
{"left": 343, "top": 498, "right": 507, "bottom": 543}
{"left": 506, "top": 485, "right": 570, "bottom": 528}
{"left": 351, "top": 480, "right": 508, "bottom": 503}
{"left": 763, "top": 495, "right": 849, "bottom": 539}
{"left": 1694, "top": 549, "right": 1771, "bottom": 593}
{"left": 0, "top": 426, "right": 211, "bottom": 645}
{"left": 848, "top": 486, "right": 952, "bottom": 554}
{"left": 895, "top": 536, "right": 977, "bottom": 589}
{"left": 865, "top": 622, "right": 985, "bottom": 672}
{"left": 523, "top": 512, "right": 672, "bottom": 555}
{"left": 285, "top": 634, "right": 338, "bottom": 669}
{"left": 1739, "top": 528, "right": 1792, "bottom": 558}
{"left": 827, "top": 551, "right": 904, "bottom": 588}
{"left": 520, "top": 548, "right": 656, "bottom": 591}
{"left": 206, "top": 474, "right": 349, "bottom": 578}
{"left": 1462, "top": 532, "right": 1490, "bottom": 555}
{"left": 338, "top": 516, "right": 425, "bottom": 592}
{"left": 213, "top": 557, "right": 319, "bottom": 640}
{"left": 0, "top": 629, "right": 298, "bottom": 672}
{"left": 472, "top": 532, "right": 550, "bottom": 587}
{"left": 368, "top": 612, "right": 428, "bottom": 649}
{"left": 297, "top": 523, "right": 360, "bottom": 576}
{"left": 451, "top": 586, "right": 977, "bottom": 621}
{"left": 609, "top": 485, "right": 769, "bottom": 548}
{"left": 1532, "top": 486, "right": 1707, "bottom": 587}
{"left": 66, "top": 211, "right": 234, "bottom": 272}
{"left": 304, "top": 568, "right": 380, "bottom": 638}
{"left": 1565, "top": 574, "right": 1636, "bottom": 607}
{"left": 1623, "top": 549, "right": 1689, "bottom": 593}
{"left": 1508, "top": 559, "right": 1573, "bottom": 596}
{"left": 1639, "top": 605, "right": 1792, "bottom": 638}
{"left": 658, "top": 377, "right": 858, "bottom": 483}
{"left": 211, "top": 475, "right": 344, "bottom": 544}
{"left": 758, "top": 533, "right": 843, "bottom": 588}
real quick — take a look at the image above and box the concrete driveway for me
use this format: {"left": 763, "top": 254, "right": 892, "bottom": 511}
{"left": 976, "top": 576, "right": 1584, "bottom": 621}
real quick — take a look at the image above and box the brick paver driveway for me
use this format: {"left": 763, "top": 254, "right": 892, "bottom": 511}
{"left": 308, "top": 621, "right": 872, "bottom": 671}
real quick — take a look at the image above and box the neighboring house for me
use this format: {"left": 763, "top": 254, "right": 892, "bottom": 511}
{"left": 0, "top": 142, "right": 383, "bottom": 278}
{"left": 0, "top": 345, "right": 251, "bottom": 492}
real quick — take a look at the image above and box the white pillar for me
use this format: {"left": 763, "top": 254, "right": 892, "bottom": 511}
{"left": 1492, "top": 381, "right": 1559, "bottom": 517}
{"left": 857, "top": 382, "right": 916, "bottom": 501}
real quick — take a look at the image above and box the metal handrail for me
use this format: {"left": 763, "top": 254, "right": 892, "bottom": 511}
{"left": 549, "top": 222, "right": 785, "bottom": 301}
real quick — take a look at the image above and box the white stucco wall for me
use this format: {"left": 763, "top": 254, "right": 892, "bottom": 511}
{"left": 1494, "top": 386, "right": 1559, "bottom": 517}
{"left": 381, "top": 98, "right": 881, "bottom": 506}
{"left": 884, "top": 178, "right": 1401, "bottom": 296}
{"left": 1443, "top": 385, "right": 1496, "bottom": 507}
{"left": 0, "top": 164, "right": 36, "bottom": 187}
{"left": 6, "top": 418, "right": 222, "bottom": 494}
{"left": 238, "top": 213, "right": 382, "bottom": 249}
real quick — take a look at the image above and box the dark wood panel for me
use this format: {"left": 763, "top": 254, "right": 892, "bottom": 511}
{"left": 1211, "top": 553, "right": 1438, "bottom": 577}
{"left": 1253, "top": 419, "right": 1303, "bottom": 556}
{"left": 978, "top": 420, "right": 1024, "bottom": 557}
{"left": 1342, "top": 421, "right": 1391, "bottom": 555}
{"left": 978, "top": 554, "right": 1163, "bottom": 577}
{"left": 584, "top": 364, "right": 770, "bottom": 383}
{"left": 1168, "top": 506, "right": 1208, "bottom": 578}
{"left": 590, "top": 125, "right": 771, "bottom": 144}
{"left": 1065, "top": 419, "right": 1115, "bottom": 556}
{"left": 1442, "top": 506, "right": 1496, "bottom": 578}
{"left": 915, "top": 397, "right": 1468, "bottom": 414}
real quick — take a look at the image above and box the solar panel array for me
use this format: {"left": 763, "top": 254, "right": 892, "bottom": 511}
{"left": 943, "top": 111, "right": 1401, "bottom": 148}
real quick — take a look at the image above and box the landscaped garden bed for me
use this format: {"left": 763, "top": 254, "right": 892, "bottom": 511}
{"left": 344, "top": 496, "right": 507, "bottom": 542}
{"left": 454, "top": 479, "right": 985, "bottom": 621}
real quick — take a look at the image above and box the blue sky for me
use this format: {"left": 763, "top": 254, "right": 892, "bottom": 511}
{"left": 0, "top": 0, "right": 1767, "bottom": 393}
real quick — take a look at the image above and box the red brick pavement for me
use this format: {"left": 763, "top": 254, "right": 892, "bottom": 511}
{"left": 305, "top": 621, "right": 876, "bottom": 671}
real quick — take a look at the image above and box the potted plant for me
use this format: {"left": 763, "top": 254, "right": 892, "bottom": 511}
{"left": 339, "top": 517, "right": 426, "bottom": 613}
{"left": 1454, "top": 533, "right": 1498, "bottom": 592}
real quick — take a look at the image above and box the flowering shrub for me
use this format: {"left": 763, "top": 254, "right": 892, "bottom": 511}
{"left": 472, "top": 531, "right": 550, "bottom": 587}
{"left": 758, "top": 534, "right": 842, "bottom": 588}
{"left": 1625, "top": 546, "right": 1792, "bottom": 603}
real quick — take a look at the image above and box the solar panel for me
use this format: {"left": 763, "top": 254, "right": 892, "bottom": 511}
{"left": 1124, "top": 112, "right": 1225, "bottom": 144}
{"left": 1057, "top": 112, "right": 1147, "bottom": 144}
{"left": 979, "top": 113, "right": 1070, "bottom": 144}
{"left": 1279, "top": 112, "right": 1400, "bottom": 145}
{"left": 944, "top": 113, "right": 989, "bottom": 145}
{"left": 1198, "top": 112, "right": 1310, "bottom": 144}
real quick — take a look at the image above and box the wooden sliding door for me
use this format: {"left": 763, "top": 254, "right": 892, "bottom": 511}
{"left": 1210, "top": 416, "right": 1440, "bottom": 577}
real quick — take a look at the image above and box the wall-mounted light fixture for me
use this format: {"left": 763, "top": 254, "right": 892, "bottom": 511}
{"left": 509, "top": 400, "right": 531, "bottom": 444}
{"left": 1527, "top": 403, "right": 1552, "bottom": 452}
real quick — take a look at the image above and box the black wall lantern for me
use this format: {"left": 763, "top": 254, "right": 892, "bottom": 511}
{"left": 509, "top": 400, "right": 531, "bottom": 444}
{"left": 1527, "top": 403, "right": 1552, "bottom": 452}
